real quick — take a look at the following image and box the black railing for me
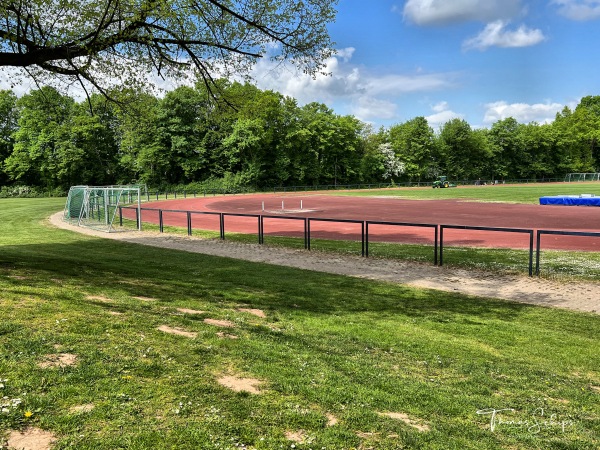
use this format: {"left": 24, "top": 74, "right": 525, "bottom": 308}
{"left": 119, "top": 206, "right": 599, "bottom": 276}
{"left": 536, "top": 230, "right": 600, "bottom": 275}
{"left": 366, "top": 221, "right": 438, "bottom": 264}
{"left": 307, "top": 218, "right": 365, "bottom": 256}
{"left": 260, "top": 216, "right": 308, "bottom": 248}
{"left": 440, "top": 225, "right": 534, "bottom": 276}
{"left": 222, "top": 213, "right": 261, "bottom": 243}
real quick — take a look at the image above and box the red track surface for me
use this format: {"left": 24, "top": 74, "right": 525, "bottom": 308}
{"left": 136, "top": 193, "right": 600, "bottom": 251}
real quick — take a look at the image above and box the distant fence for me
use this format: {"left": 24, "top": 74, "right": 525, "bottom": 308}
{"left": 272, "top": 178, "right": 566, "bottom": 193}
{"left": 135, "top": 178, "right": 570, "bottom": 201}
{"left": 119, "top": 206, "right": 600, "bottom": 277}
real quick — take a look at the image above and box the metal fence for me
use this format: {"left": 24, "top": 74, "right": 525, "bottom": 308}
{"left": 119, "top": 206, "right": 599, "bottom": 277}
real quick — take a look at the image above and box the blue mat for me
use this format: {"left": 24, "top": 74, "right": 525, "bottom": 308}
{"left": 540, "top": 195, "right": 600, "bottom": 206}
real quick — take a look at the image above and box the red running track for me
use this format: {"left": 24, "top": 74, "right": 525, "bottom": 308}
{"left": 132, "top": 193, "right": 600, "bottom": 251}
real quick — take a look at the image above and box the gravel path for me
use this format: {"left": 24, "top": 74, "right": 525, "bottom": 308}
{"left": 49, "top": 213, "right": 600, "bottom": 315}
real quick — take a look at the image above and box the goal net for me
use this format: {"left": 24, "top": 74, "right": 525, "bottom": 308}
{"left": 564, "top": 173, "right": 600, "bottom": 182}
{"left": 64, "top": 185, "right": 143, "bottom": 232}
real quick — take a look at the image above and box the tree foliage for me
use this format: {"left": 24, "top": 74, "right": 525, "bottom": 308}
{"left": 0, "top": 0, "right": 337, "bottom": 96}
{"left": 1, "top": 86, "right": 600, "bottom": 192}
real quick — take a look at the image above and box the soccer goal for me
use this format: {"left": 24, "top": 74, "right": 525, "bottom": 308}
{"left": 564, "top": 173, "right": 600, "bottom": 182}
{"left": 64, "top": 185, "right": 144, "bottom": 232}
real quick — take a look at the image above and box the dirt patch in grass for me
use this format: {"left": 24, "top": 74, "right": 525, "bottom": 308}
{"left": 237, "top": 308, "right": 266, "bottom": 318}
{"left": 216, "top": 332, "right": 239, "bottom": 339}
{"left": 108, "top": 311, "right": 124, "bottom": 316}
{"left": 591, "top": 385, "right": 600, "bottom": 393}
{"left": 217, "top": 375, "right": 262, "bottom": 394}
{"left": 285, "top": 430, "right": 306, "bottom": 443}
{"left": 157, "top": 325, "right": 197, "bottom": 338}
{"left": 204, "top": 318, "right": 235, "bottom": 328}
{"left": 326, "top": 413, "right": 339, "bottom": 426}
{"left": 70, "top": 403, "right": 95, "bottom": 413}
{"left": 133, "top": 296, "right": 157, "bottom": 302}
{"left": 176, "top": 308, "right": 206, "bottom": 315}
{"left": 86, "top": 295, "right": 113, "bottom": 303}
{"left": 356, "top": 431, "right": 379, "bottom": 438}
{"left": 38, "top": 353, "right": 78, "bottom": 369}
{"left": 377, "top": 411, "right": 430, "bottom": 432}
{"left": 6, "top": 427, "right": 56, "bottom": 450}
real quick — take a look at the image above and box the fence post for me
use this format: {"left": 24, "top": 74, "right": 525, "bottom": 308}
{"left": 220, "top": 213, "right": 224, "bottom": 240}
{"left": 304, "top": 218, "right": 308, "bottom": 249}
{"left": 307, "top": 219, "right": 311, "bottom": 250}
{"left": 434, "top": 225, "right": 438, "bottom": 265}
{"left": 528, "top": 231, "right": 534, "bottom": 276}
{"left": 159, "top": 210, "right": 163, "bottom": 233}
{"left": 187, "top": 211, "right": 192, "bottom": 236}
{"left": 259, "top": 216, "right": 264, "bottom": 245}
{"left": 365, "top": 222, "right": 369, "bottom": 257}
{"left": 361, "top": 222, "right": 365, "bottom": 257}
{"left": 119, "top": 206, "right": 123, "bottom": 226}
{"left": 535, "top": 231, "right": 541, "bottom": 276}
{"left": 439, "top": 226, "right": 444, "bottom": 266}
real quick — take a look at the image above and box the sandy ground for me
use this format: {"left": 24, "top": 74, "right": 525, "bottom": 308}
{"left": 49, "top": 213, "right": 600, "bottom": 315}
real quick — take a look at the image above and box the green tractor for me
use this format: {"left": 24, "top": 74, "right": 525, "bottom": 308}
{"left": 432, "top": 176, "right": 456, "bottom": 188}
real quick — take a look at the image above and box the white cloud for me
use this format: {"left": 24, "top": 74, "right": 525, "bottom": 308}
{"left": 426, "top": 102, "right": 464, "bottom": 128}
{"left": 351, "top": 97, "right": 398, "bottom": 121}
{"left": 462, "top": 21, "right": 546, "bottom": 51}
{"left": 552, "top": 0, "right": 600, "bottom": 21}
{"left": 251, "top": 47, "right": 456, "bottom": 122}
{"left": 402, "top": 0, "right": 522, "bottom": 25}
{"left": 483, "top": 101, "right": 565, "bottom": 124}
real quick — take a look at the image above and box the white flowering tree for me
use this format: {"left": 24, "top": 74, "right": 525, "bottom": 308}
{"left": 378, "top": 143, "right": 405, "bottom": 180}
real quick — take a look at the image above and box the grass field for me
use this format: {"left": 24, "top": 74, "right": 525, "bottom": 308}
{"left": 1, "top": 197, "right": 599, "bottom": 449}
{"left": 333, "top": 182, "right": 600, "bottom": 204}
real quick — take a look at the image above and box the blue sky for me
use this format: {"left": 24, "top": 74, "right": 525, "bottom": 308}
{"left": 252, "top": 0, "right": 600, "bottom": 129}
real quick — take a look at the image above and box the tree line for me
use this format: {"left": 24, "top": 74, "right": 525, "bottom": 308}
{"left": 1, "top": 82, "right": 599, "bottom": 193}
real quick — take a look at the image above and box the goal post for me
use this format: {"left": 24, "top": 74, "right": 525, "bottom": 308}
{"left": 64, "top": 185, "right": 143, "bottom": 232}
{"left": 564, "top": 173, "right": 600, "bottom": 182}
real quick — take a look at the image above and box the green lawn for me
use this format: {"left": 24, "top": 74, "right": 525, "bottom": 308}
{"left": 333, "top": 182, "right": 600, "bottom": 204}
{"left": 1, "top": 198, "right": 599, "bottom": 449}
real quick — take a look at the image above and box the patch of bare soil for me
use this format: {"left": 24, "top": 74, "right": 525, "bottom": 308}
{"left": 38, "top": 353, "right": 78, "bottom": 369}
{"left": 133, "top": 296, "right": 156, "bottom": 302}
{"left": 69, "top": 403, "right": 95, "bottom": 413}
{"left": 591, "top": 385, "right": 600, "bottom": 393}
{"left": 326, "top": 413, "right": 339, "bottom": 426}
{"left": 176, "top": 308, "right": 206, "bottom": 315}
{"left": 204, "top": 318, "right": 235, "bottom": 328}
{"left": 8, "top": 275, "right": 29, "bottom": 280}
{"left": 157, "top": 325, "right": 197, "bottom": 338}
{"left": 6, "top": 427, "right": 56, "bottom": 450}
{"left": 217, "top": 375, "right": 262, "bottom": 394}
{"left": 377, "top": 411, "right": 430, "bottom": 432}
{"left": 216, "top": 332, "right": 239, "bottom": 339}
{"left": 49, "top": 212, "right": 600, "bottom": 314}
{"left": 285, "top": 430, "right": 306, "bottom": 443}
{"left": 237, "top": 308, "right": 266, "bottom": 318}
{"left": 85, "top": 295, "right": 113, "bottom": 303}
